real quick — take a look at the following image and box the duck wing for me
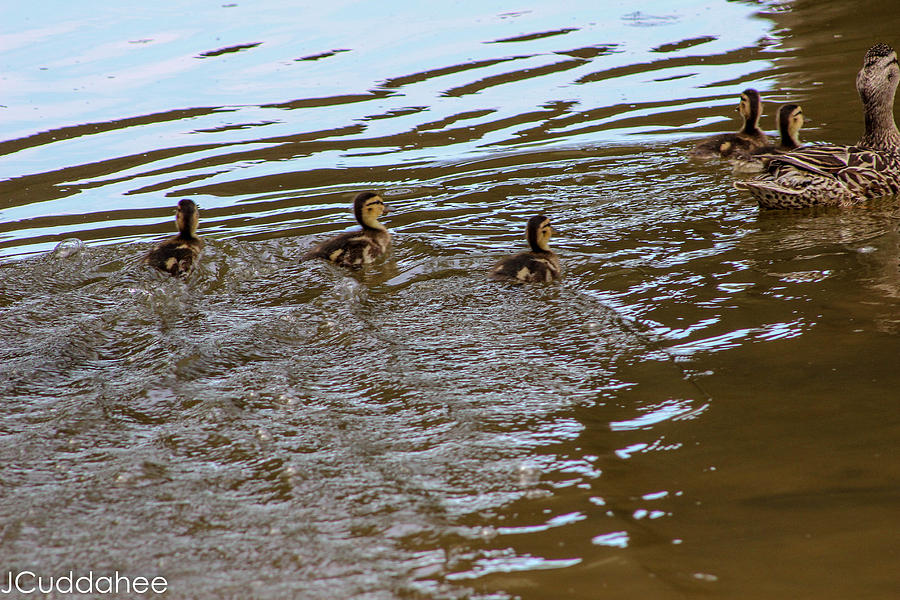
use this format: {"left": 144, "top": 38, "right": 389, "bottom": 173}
{"left": 757, "top": 144, "right": 891, "bottom": 178}
{"left": 489, "top": 252, "right": 559, "bottom": 283}
{"left": 753, "top": 144, "right": 854, "bottom": 177}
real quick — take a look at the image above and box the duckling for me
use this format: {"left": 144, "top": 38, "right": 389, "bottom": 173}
{"left": 145, "top": 199, "right": 203, "bottom": 277}
{"left": 489, "top": 215, "right": 560, "bottom": 283}
{"left": 735, "top": 44, "right": 900, "bottom": 208}
{"left": 690, "top": 88, "right": 770, "bottom": 159}
{"left": 304, "top": 191, "right": 391, "bottom": 267}
{"left": 732, "top": 104, "right": 805, "bottom": 172}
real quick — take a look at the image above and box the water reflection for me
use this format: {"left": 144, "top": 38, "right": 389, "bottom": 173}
{"left": 609, "top": 398, "right": 706, "bottom": 431}
{"left": 2, "top": 0, "right": 780, "bottom": 257}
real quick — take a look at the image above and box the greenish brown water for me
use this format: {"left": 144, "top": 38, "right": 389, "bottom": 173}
{"left": 2, "top": 1, "right": 899, "bottom": 598}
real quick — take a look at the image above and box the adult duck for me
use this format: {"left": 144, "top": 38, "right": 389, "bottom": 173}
{"left": 735, "top": 44, "right": 900, "bottom": 208}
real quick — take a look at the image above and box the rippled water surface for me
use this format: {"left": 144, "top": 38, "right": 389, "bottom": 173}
{"left": 2, "top": 1, "right": 900, "bottom": 598}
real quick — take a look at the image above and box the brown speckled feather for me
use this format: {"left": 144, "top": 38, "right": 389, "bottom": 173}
{"left": 146, "top": 238, "right": 203, "bottom": 276}
{"left": 305, "top": 229, "right": 391, "bottom": 267}
{"left": 489, "top": 251, "right": 559, "bottom": 283}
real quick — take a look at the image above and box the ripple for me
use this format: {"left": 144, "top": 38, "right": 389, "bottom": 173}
{"left": 609, "top": 398, "right": 708, "bottom": 431}
{"left": 667, "top": 320, "right": 807, "bottom": 356}
{"left": 446, "top": 553, "right": 582, "bottom": 581}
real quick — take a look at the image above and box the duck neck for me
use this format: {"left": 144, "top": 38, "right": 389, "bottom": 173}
{"left": 780, "top": 122, "right": 801, "bottom": 149}
{"left": 176, "top": 214, "right": 198, "bottom": 240}
{"left": 528, "top": 236, "right": 550, "bottom": 253}
{"left": 360, "top": 216, "right": 387, "bottom": 232}
{"left": 860, "top": 102, "right": 900, "bottom": 149}
{"left": 857, "top": 74, "right": 900, "bottom": 149}
{"left": 741, "top": 103, "right": 761, "bottom": 136}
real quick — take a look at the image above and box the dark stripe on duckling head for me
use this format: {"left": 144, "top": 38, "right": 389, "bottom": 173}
{"left": 741, "top": 88, "right": 761, "bottom": 103}
{"left": 526, "top": 214, "right": 552, "bottom": 253}
{"left": 777, "top": 104, "right": 802, "bottom": 131}
{"left": 778, "top": 103, "right": 800, "bottom": 119}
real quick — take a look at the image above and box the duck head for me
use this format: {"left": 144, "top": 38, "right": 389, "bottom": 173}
{"left": 857, "top": 43, "right": 900, "bottom": 147}
{"left": 526, "top": 215, "right": 554, "bottom": 253}
{"left": 777, "top": 104, "right": 804, "bottom": 149}
{"left": 739, "top": 88, "right": 763, "bottom": 133}
{"left": 175, "top": 199, "right": 199, "bottom": 238}
{"left": 353, "top": 191, "right": 389, "bottom": 231}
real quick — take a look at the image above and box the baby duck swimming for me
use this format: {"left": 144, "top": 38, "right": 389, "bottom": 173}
{"left": 145, "top": 199, "right": 203, "bottom": 277}
{"left": 690, "top": 88, "right": 769, "bottom": 159}
{"left": 304, "top": 191, "right": 391, "bottom": 267}
{"left": 489, "top": 215, "right": 560, "bottom": 283}
{"left": 732, "top": 103, "right": 805, "bottom": 171}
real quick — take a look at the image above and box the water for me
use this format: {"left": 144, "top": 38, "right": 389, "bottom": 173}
{"left": 2, "top": 1, "right": 899, "bottom": 598}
